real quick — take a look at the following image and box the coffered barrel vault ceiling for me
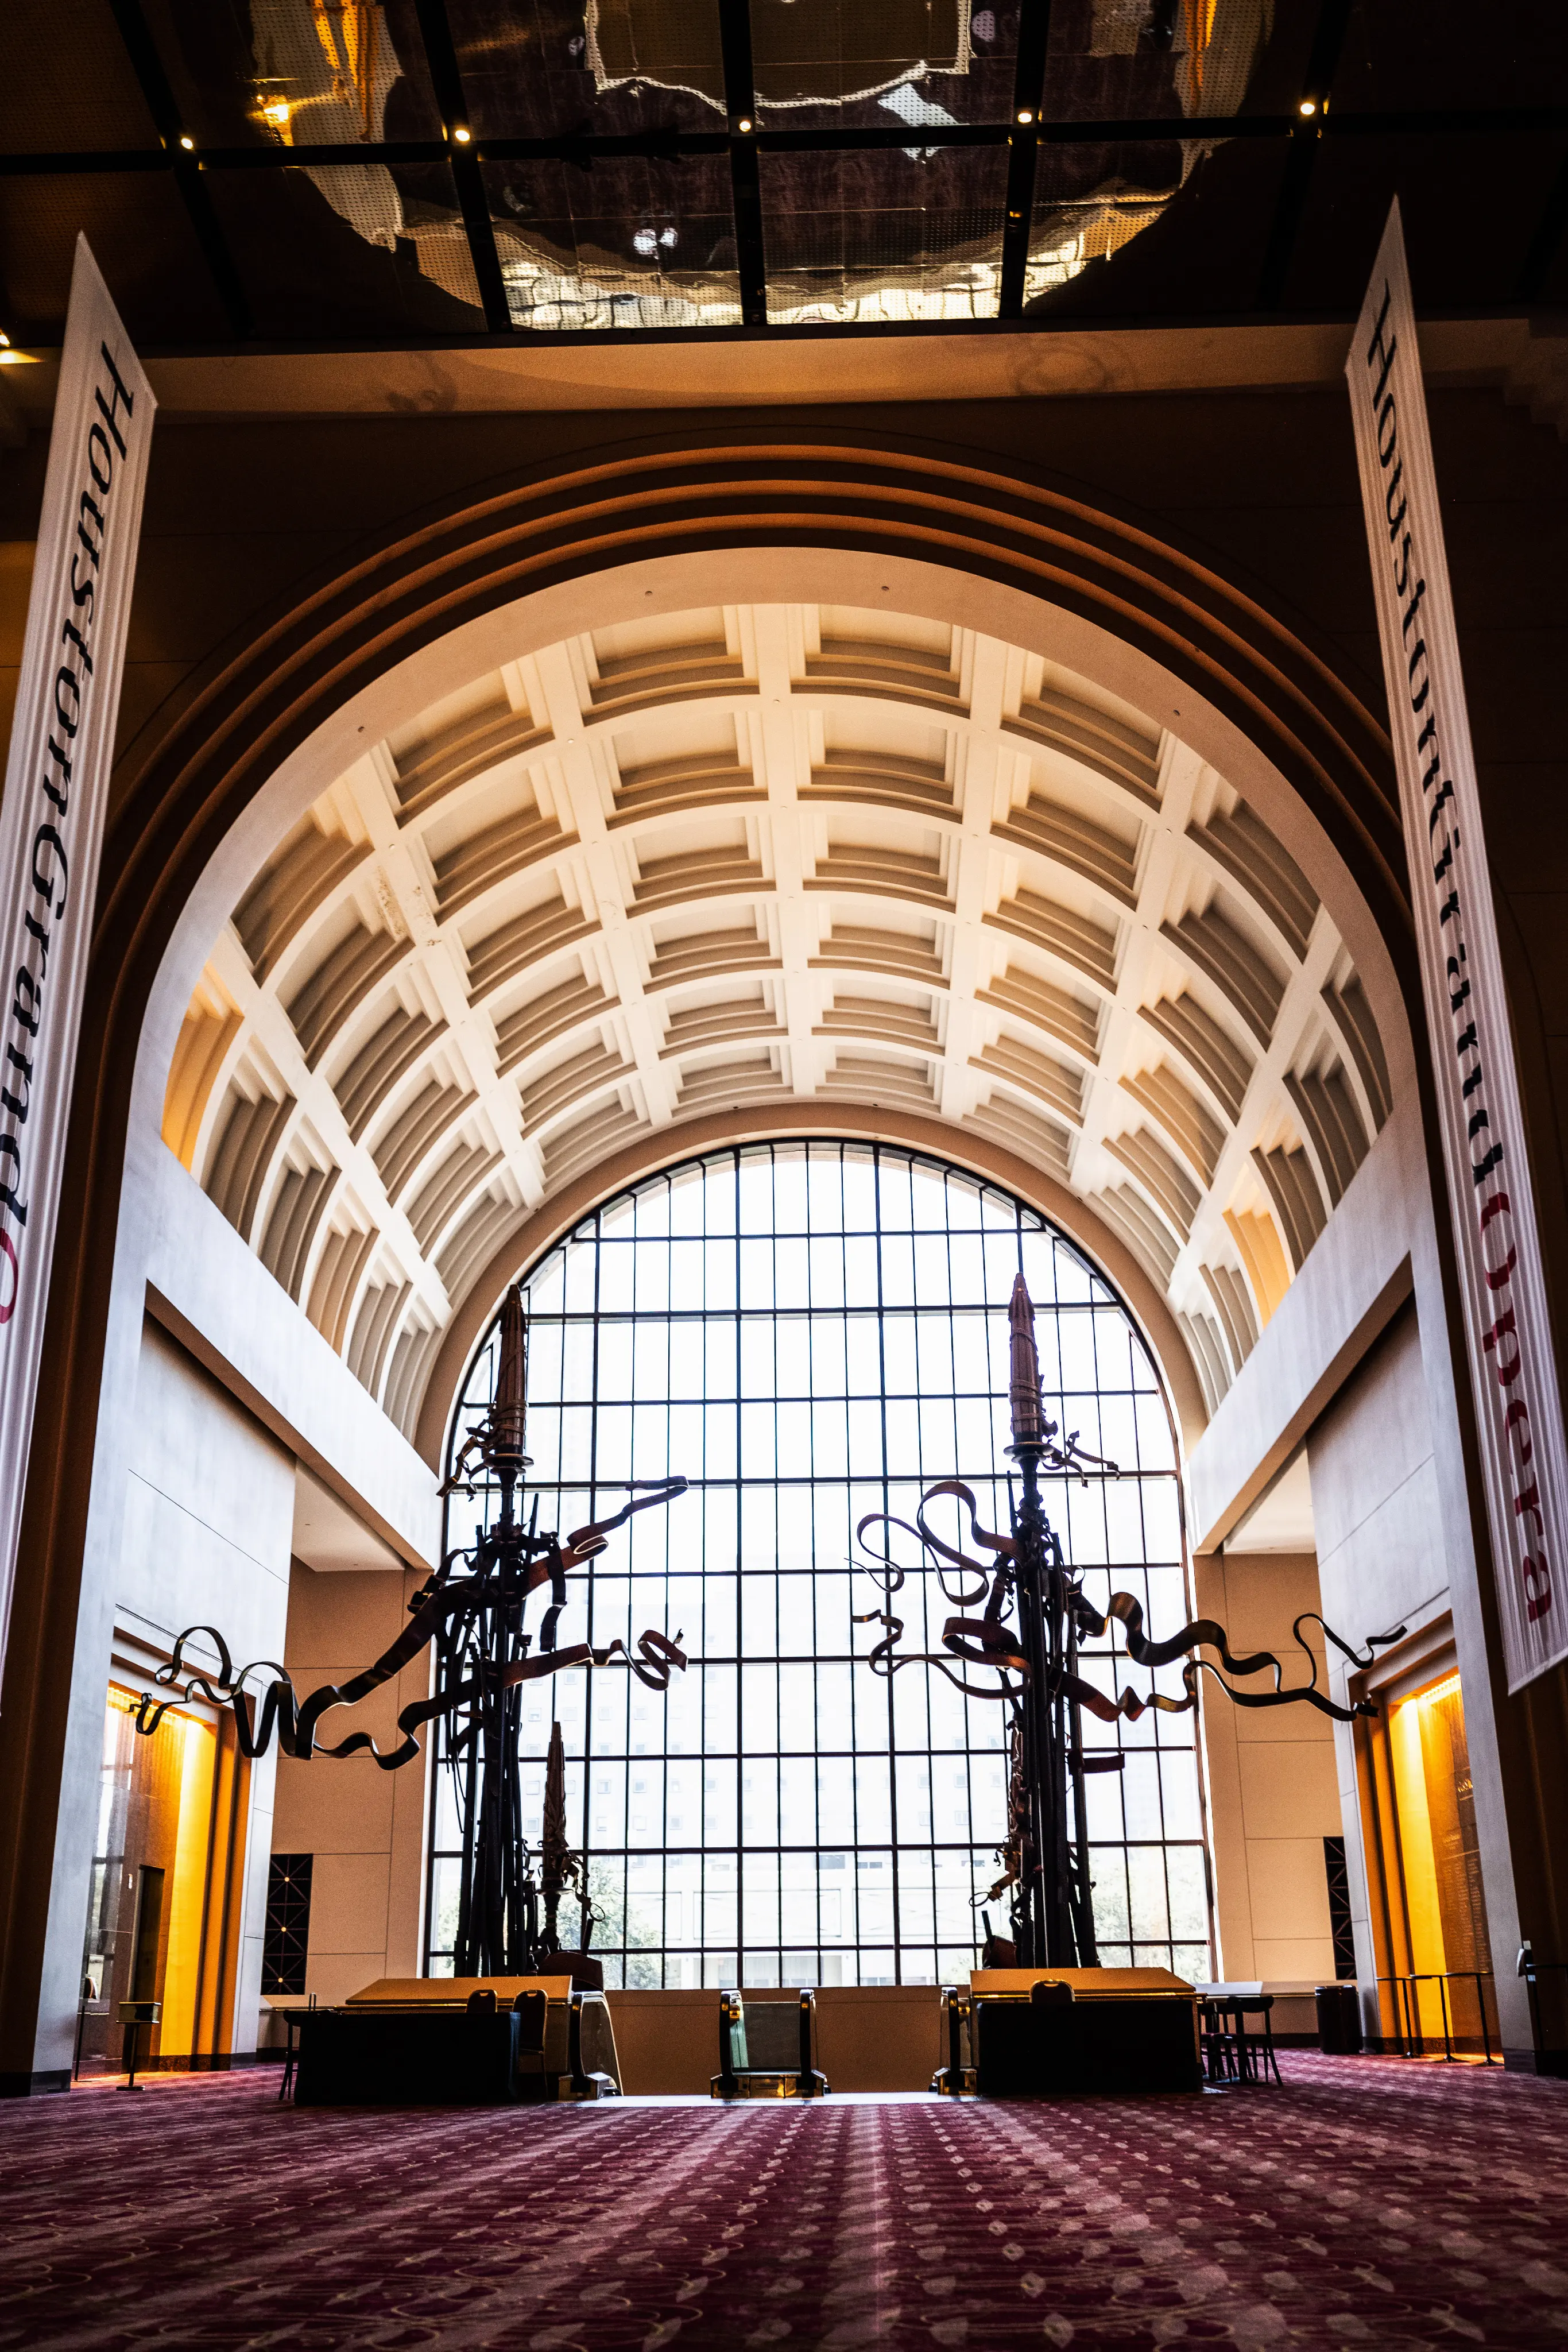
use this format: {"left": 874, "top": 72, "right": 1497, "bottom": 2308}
{"left": 162, "top": 601, "right": 1392, "bottom": 1441}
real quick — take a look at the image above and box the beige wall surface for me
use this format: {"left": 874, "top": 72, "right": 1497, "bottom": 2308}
{"left": 607, "top": 1984, "right": 945, "bottom": 2095}
{"left": 1310, "top": 1307, "right": 1451, "bottom": 1647}
{"left": 1195, "top": 1550, "right": 1341, "bottom": 1986}
{"left": 269, "top": 1560, "right": 431, "bottom": 2011}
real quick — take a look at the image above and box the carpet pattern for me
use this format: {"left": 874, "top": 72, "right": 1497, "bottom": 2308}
{"left": 2, "top": 2056, "right": 1566, "bottom": 2349}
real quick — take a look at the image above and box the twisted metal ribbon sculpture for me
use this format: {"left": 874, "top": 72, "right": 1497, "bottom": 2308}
{"left": 855, "top": 1483, "right": 1397, "bottom": 1726}
{"left": 855, "top": 1274, "right": 1405, "bottom": 1968}
{"left": 138, "top": 1285, "right": 688, "bottom": 1974}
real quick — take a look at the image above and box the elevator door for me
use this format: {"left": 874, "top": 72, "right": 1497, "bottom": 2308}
{"left": 76, "top": 1687, "right": 246, "bottom": 2076}
{"left": 1368, "top": 1669, "right": 1496, "bottom": 2053}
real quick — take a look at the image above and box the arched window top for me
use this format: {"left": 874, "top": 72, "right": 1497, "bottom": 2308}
{"left": 432, "top": 1142, "right": 1206, "bottom": 1988}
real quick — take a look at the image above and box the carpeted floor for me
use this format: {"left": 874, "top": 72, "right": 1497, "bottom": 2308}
{"left": 3, "top": 2055, "right": 1566, "bottom": 2350}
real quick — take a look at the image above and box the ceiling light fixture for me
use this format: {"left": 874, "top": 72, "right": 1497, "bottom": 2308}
{"left": 1299, "top": 98, "right": 1318, "bottom": 115}
{"left": 737, "top": 117, "right": 753, "bottom": 133}
{"left": 454, "top": 125, "right": 471, "bottom": 143}
{"left": 179, "top": 133, "right": 194, "bottom": 150}
{"left": 1017, "top": 108, "right": 1033, "bottom": 125}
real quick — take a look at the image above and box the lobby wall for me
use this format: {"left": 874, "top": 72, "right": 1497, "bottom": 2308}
{"left": 270, "top": 1562, "right": 431, "bottom": 2009}
{"left": 1195, "top": 1550, "right": 1340, "bottom": 1986}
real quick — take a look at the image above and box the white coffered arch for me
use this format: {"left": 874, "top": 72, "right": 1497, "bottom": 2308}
{"left": 143, "top": 544, "right": 1411, "bottom": 1469}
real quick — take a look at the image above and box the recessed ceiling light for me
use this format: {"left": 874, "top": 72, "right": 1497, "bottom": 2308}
{"left": 179, "top": 133, "right": 195, "bottom": 150}
{"left": 737, "top": 116, "right": 753, "bottom": 132}
{"left": 1299, "top": 98, "right": 1317, "bottom": 115}
{"left": 1017, "top": 109, "right": 1033, "bottom": 125}
{"left": 454, "top": 125, "right": 471, "bottom": 143}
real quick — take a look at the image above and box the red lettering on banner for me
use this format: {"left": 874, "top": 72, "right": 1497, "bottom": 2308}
{"left": 1483, "top": 1307, "right": 1521, "bottom": 1386}
{"left": 1525, "top": 1555, "right": 1552, "bottom": 1623}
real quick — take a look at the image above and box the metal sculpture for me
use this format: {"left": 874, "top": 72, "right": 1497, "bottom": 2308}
{"left": 136, "top": 1285, "right": 687, "bottom": 1977}
{"left": 857, "top": 1272, "right": 1403, "bottom": 1970}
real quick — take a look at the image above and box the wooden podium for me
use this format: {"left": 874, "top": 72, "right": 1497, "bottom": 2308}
{"left": 936, "top": 1967, "right": 1202, "bottom": 2096}
{"left": 293, "top": 1976, "right": 622, "bottom": 2107}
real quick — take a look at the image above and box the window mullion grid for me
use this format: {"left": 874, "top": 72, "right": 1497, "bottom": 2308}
{"left": 807, "top": 1151, "right": 823, "bottom": 1986}
{"left": 733, "top": 1147, "right": 745, "bottom": 1987}
{"left": 585, "top": 1207, "right": 612, "bottom": 1978}
{"left": 440, "top": 1143, "right": 1203, "bottom": 1996}
{"left": 872, "top": 1143, "right": 903, "bottom": 1984}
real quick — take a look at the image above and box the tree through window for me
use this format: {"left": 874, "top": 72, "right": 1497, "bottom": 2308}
{"left": 428, "top": 1142, "right": 1212, "bottom": 1987}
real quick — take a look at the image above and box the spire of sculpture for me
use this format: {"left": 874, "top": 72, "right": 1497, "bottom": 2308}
{"left": 540, "top": 1719, "right": 569, "bottom": 1951}
{"left": 1008, "top": 1272, "right": 1049, "bottom": 1448}
{"left": 492, "top": 1285, "right": 529, "bottom": 1481}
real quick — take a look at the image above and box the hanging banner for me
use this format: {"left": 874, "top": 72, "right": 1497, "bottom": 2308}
{"left": 1346, "top": 198, "right": 1568, "bottom": 1691}
{"left": 0, "top": 238, "right": 154, "bottom": 1681}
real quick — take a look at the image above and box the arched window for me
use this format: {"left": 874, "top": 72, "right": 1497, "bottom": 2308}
{"left": 429, "top": 1142, "right": 1211, "bottom": 1987}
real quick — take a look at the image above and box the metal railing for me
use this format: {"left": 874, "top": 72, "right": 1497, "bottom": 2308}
{"left": 1377, "top": 1970, "right": 1497, "bottom": 2064}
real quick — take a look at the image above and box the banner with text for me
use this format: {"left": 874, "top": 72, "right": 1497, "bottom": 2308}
{"left": 0, "top": 238, "right": 154, "bottom": 1682}
{"left": 1347, "top": 199, "right": 1568, "bottom": 1690}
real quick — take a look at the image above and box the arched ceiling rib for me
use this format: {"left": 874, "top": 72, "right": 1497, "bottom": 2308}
{"left": 163, "top": 599, "right": 1395, "bottom": 1444}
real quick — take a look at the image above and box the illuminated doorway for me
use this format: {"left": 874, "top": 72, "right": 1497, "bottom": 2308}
{"left": 75, "top": 1685, "right": 249, "bottom": 2078}
{"left": 1359, "top": 1658, "right": 1497, "bottom": 2056}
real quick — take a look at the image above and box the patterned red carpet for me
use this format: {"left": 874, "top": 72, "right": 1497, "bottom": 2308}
{"left": 3, "top": 2055, "right": 1566, "bottom": 2350}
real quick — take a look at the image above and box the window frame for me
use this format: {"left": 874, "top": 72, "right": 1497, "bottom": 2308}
{"left": 424, "top": 1139, "right": 1215, "bottom": 1989}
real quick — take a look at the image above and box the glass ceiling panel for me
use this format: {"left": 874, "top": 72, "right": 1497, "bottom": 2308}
{"left": 1024, "top": 134, "right": 1286, "bottom": 315}
{"left": 748, "top": 0, "right": 1019, "bottom": 134}
{"left": 0, "top": 172, "right": 231, "bottom": 342}
{"left": 1039, "top": 0, "right": 1281, "bottom": 124}
{"left": 0, "top": 0, "right": 161, "bottom": 153}
{"left": 483, "top": 152, "right": 741, "bottom": 327}
{"left": 761, "top": 144, "right": 1009, "bottom": 324}
{"left": 205, "top": 156, "right": 485, "bottom": 335}
{"left": 0, "top": 1, "right": 1560, "bottom": 348}
{"left": 448, "top": 0, "right": 729, "bottom": 138}
{"left": 137, "top": 0, "right": 443, "bottom": 149}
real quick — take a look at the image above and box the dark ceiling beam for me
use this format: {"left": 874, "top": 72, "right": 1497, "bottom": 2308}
{"left": 410, "top": 0, "right": 513, "bottom": 333}
{"left": 1515, "top": 145, "right": 1568, "bottom": 303}
{"left": 1255, "top": 0, "right": 1354, "bottom": 310}
{"left": 102, "top": 0, "right": 250, "bottom": 337}
{"left": 998, "top": 1, "right": 1054, "bottom": 320}
{"left": 717, "top": 0, "right": 766, "bottom": 330}
{"left": 7, "top": 107, "right": 1568, "bottom": 180}
{"left": 0, "top": 150, "right": 171, "bottom": 176}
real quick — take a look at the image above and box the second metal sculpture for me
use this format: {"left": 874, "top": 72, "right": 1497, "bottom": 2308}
{"left": 858, "top": 1272, "right": 1402, "bottom": 1970}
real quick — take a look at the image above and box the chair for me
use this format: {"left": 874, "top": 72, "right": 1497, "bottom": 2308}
{"left": 1198, "top": 1997, "right": 1240, "bottom": 2084}
{"left": 712, "top": 1989, "right": 828, "bottom": 2098}
{"left": 1195, "top": 1982, "right": 1280, "bottom": 2086}
{"left": 1229, "top": 1992, "right": 1282, "bottom": 2084}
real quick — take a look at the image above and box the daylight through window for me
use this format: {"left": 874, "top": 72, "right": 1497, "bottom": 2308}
{"left": 428, "top": 1142, "right": 1212, "bottom": 1987}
